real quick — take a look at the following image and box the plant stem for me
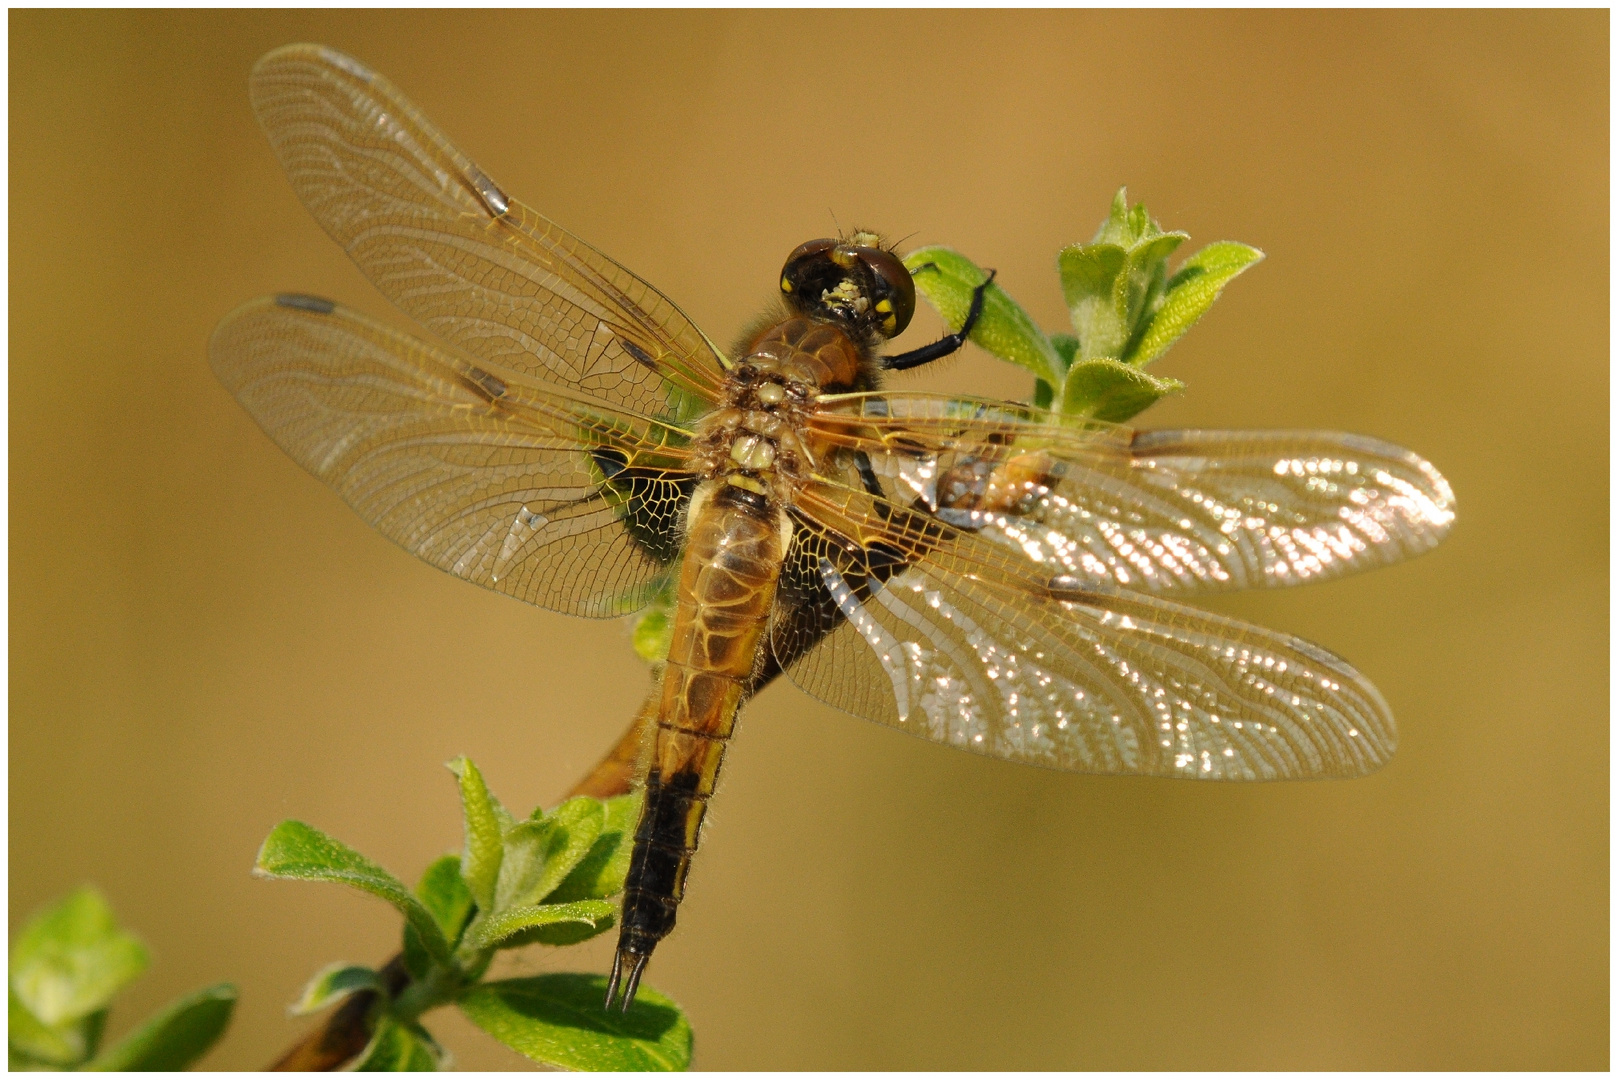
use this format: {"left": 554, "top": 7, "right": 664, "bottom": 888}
{"left": 264, "top": 681, "right": 659, "bottom": 1070}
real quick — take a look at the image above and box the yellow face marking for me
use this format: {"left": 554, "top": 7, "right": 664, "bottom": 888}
{"left": 780, "top": 275, "right": 793, "bottom": 293}
{"left": 875, "top": 299, "right": 893, "bottom": 313}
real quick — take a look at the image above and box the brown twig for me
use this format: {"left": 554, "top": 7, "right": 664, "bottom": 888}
{"left": 266, "top": 682, "right": 659, "bottom": 1070}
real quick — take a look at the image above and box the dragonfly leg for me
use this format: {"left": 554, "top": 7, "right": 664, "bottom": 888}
{"left": 882, "top": 268, "right": 997, "bottom": 372}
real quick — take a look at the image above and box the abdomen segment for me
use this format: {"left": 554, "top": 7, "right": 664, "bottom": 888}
{"left": 608, "top": 482, "right": 784, "bottom": 1008}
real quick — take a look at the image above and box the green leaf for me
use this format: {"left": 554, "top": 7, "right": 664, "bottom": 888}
{"left": 1063, "top": 188, "right": 1191, "bottom": 365}
{"left": 1127, "top": 240, "right": 1264, "bottom": 367}
{"left": 10, "top": 887, "right": 149, "bottom": 1027}
{"left": 533, "top": 798, "right": 607, "bottom": 903}
{"left": 547, "top": 792, "right": 643, "bottom": 904}
{"left": 1092, "top": 187, "right": 1135, "bottom": 246}
{"left": 1057, "top": 242, "right": 1129, "bottom": 361}
{"left": 415, "top": 856, "right": 473, "bottom": 947}
{"left": 467, "top": 900, "right": 618, "bottom": 951}
{"left": 1091, "top": 187, "right": 1127, "bottom": 246}
{"left": 458, "top": 974, "right": 692, "bottom": 1071}
{"left": 255, "top": 821, "right": 453, "bottom": 965}
{"left": 352, "top": 1015, "right": 440, "bottom": 1071}
{"left": 401, "top": 925, "right": 432, "bottom": 983}
{"left": 1033, "top": 334, "right": 1078, "bottom": 409}
{"left": 903, "top": 246, "right": 1065, "bottom": 389}
{"left": 1050, "top": 333, "right": 1080, "bottom": 367}
{"left": 489, "top": 819, "right": 549, "bottom": 917}
{"left": 1060, "top": 358, "right": 1185, "bottom": 423}
{"left": 9, "top": 988, "right": 98, "bottom": 1067}
{"left": 1094, "top": 186, "right": 1166, "bottom": 247}
{"left": 506, "top": 794, "right": 608, "bottom": 913}
{"left": 82, "top": 983, "right": 236, "bottom": 1071}
{"left": 292, "top": 963, "right": 384, "bottom": 1016}
{"left": 1122, "top": 232, "right": 1185, "bottom": 330}
{"left": 446, "top": 758, "right": 507, "bottom": 913}
{"left": 517, "top": 913, "right": 620, "bottom": 948}
{"left": 631, "top": 577, "right": 677, "bottom": 664}
{"left": 631, "top": 604, "right": 674, "bottom": 664}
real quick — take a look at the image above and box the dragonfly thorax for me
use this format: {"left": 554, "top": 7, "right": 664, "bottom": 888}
{"left": 690, "top": 356, "right": 820, "bottom": 506}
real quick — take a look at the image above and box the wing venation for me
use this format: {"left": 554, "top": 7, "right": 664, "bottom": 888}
{"left": 248, "top": 44, "right": 726, "bottom": 420}
{"left": 771, "top": 475, "right": 1398, "bottom": 779}
{"left": 810, "top": 391, "right": 1455, "bottom": 596}
{"left": 210, "top": 296, "right": 697, "bottom": 618}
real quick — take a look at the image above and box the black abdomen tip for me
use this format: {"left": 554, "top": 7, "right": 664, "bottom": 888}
{"left": 274, "top": 293, "right": 337, "bottom": 314}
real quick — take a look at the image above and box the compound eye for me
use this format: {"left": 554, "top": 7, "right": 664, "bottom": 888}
{"left": 780, "top": 238, "right": 838, "bottom": 297}
{"left": 855, "top": 247, "right": 915, "bottom": 338}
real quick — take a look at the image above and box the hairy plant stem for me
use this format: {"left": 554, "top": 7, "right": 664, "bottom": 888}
{"left": 266, "top": 681, "right": 658, "bottom": 1070}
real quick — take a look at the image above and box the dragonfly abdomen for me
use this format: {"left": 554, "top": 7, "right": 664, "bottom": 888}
{"left": 610, "top": 480, "right": 786, "bottom": 1008}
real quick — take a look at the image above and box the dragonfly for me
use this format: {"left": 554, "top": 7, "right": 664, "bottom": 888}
{"left": 210, "top": 45, "right": 1456, "bottom": 1011}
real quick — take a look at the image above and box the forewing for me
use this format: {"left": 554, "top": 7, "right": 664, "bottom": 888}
{"left": 772, "top": 479, "right": 1396, "bottom": 779}
{"left": 210, "top": 295, "right": 697, "bottom": 618}
{"left": 811, "top": 392, "right": 1455, "bottom": 595}
{"left": 248, "top": 44, "right": 725, "bottom": 418}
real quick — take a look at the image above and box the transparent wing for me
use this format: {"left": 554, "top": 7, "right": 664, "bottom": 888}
{"left": 248, "top": 44, "right": 726, "bottom": 418}
{"left": 809, "top": 391, "right": 1456, "bottom": 595}
{"left": 210, "top": 295, "right": 698, "bottom": 618}
{"left": 772, "top": 478, "right": 1397, "bottom": 779}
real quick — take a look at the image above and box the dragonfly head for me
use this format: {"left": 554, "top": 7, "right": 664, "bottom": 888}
{"left": 779, "top": 236, "right": 915, "bottom": 341}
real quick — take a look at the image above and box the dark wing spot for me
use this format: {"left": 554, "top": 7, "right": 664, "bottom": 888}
{"left": 274, "top": 293, "right": 336, "bottom": 314}
{"left": 457, "top": 367, "right": 508, "bottom": 402}
{"left": 589, "top": 448, "right": 696, "bottom": 565}
{"left": 464, "top": 164, "right": 509, "bottom": 217}
{"left": 619, "top": 338, "right": 659, "bottom": 371}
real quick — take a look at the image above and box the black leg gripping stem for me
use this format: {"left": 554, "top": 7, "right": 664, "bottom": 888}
{"left": 882, "top": 267, "right": 998, "bottom": 372}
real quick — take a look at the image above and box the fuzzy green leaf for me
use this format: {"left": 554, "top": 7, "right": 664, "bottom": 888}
{"left": 517, "top": 914, "right": 620, "bottom": 948}
{"left": 546, "top": 792, "right": 642, "bottom": 904}
{"left": 352, "top": 1015, "right": 440, "bottom": 1071}
{"left": 292, "top": 963, "right": 384, "bottom": 1016}
{"left": 532, "top": 798, "right": 607, "bottom": 902}
{"left": 10, "top": 887, "right": 149, "bottom": 1027}
{"left": 446, "top": 757, "right": 508, "bottom": 913}
{"left": 1092, "top": 187, "right": 1136, "bottom": 246}
{"left": 1061, "top": 358, "right": 1185, "bottom": 423}
{"left": 82, "top": 983, "right": 236, "bottom": 1071}
{"left": 1034, "top": 334, "right": 1079, "bottom": 409}
{"left": 904, "top": 246, "right": 1065, "bottom": 389}
{"left": 254, "top": 821, "right": 452, "bottom": 965}
{"left": 1128, "top": 240, "right": 1264, "bottom": 367}
{"left": 467, "top": 900, "right": 618, "bottom": 951}
{"left": 458, "top": 974, "right": 692, "bottom": 1071}
{"left": 1063, "top": 188, "right": 1191, "bottom": 365}
{"left": 488, "top": 819, "right": 551, "bottom": 918}
{"left": 1122, "top": 233, "right": 1185, "bottom": 329}
{"left": 1057, "top": 242, "right": 1129, "bottom": 361}
{"left": 415, "top": 855, "right": 473, "bottom": 947}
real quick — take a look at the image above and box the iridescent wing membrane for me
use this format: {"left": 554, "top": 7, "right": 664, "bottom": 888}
{"left": 212, "top": 44, "right": 719, "bottom": 616}
{"left": 244, "top": 45, "right": 727, "bottom": 416}
{"left": 211, "top": 296, "right": 695, "bottom": 617}
{"left": 212, "top": 45, "right": 1455, "bottom": 782}
{"left": 773, "top": 394, "right": 1454, "bottom": 779}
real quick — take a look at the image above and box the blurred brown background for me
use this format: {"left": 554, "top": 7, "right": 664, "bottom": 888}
{"left": 10, "top": 9, "right": 1607, "bottom": 1070}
